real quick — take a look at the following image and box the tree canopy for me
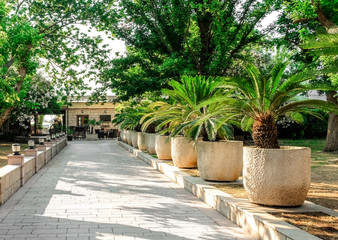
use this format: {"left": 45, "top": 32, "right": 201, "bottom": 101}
{"left": 0, "top": 0, "right": 115, "bottom": 127}
{"left": 94, "top": 0, "right": 283, "bottom": 100}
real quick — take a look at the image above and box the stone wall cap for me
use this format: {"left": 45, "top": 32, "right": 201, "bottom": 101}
{"left": 24, "top": 157, "right": 35, "bottom": 164}
{"left": 0, "top": 165, "right": 20, "bottom": 178}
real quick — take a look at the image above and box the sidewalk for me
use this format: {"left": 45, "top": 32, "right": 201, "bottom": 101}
{"left": 0, "top": 141, "right": 255, "bottom": 240}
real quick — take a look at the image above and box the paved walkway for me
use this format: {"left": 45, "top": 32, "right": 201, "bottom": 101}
{"left": 0, "top": 141, "right": 255, "bottom": 240}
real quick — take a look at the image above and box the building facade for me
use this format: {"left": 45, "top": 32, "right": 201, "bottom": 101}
{"left": 62, "top": 96, "right": 117, "bottom": 131}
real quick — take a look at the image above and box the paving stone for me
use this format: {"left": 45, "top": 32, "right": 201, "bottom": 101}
{"left": 0, "top": 141, "right": 255, "bottom": 240}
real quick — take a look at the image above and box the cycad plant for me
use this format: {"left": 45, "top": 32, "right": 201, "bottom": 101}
{"left": 224, "top": 61, "right": 337, "bottom": 149}
{"left": 112, "top": 106, "right": 141, "bottom": 131}
{"left": 141, "top": 75, "right": 238, "bottom": 141}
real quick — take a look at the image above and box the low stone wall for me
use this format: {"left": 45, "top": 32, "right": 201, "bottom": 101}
{"left": 0, "top": 139, "right": 68, "bottom": 206}
{"left": 56, "top": 140, "right": 62, "bottom": 153}
{"left": 36, "top": 151, "right": 45, "bottom": 172}
{"left": 23, "top": 157, "right": 35, "bottom": 184}
{"left": 46, "top": 148, "right": 52, "bottom": 162}
{"left": 51, "top": 143, "right": 57, "bottom": 158}
{"left": 0, "top": 165, "right": 21, "bottom": 204}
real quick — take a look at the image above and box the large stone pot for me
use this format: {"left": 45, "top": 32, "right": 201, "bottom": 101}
{"left": 131, "top": 131, "right": 138, "bottom": 148}
{"left": 155, "top": 135, "right": 172, "bottom": 160}
{"left": 123, "top": 130, "right": 128, "bottom": 143}
{"left": 171, "top": 136, "right": 197, "bottom": 168}
{"left": 243, "top": 146, "right": 311, "bottom": 206}
{"left": 137, "top": 132, "right": 147, "bottom": 151}
{"left": 121, "top": 130, "right": 126, "bottom": 142}
{"left": 126, "top": 130, "right": 133, "bottom": 145}
{"left": 197, "top": 140, "right": 243, "bottom": 181}
{"left": 146, "top": 133, "right": 157, "bottom": 155}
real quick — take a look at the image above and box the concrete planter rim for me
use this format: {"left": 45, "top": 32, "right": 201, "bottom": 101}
{"left": 244, "top": 145, "right": 310, "bottom": 151}
{"left": 199, "top": 139, "right": 242, "bottom": 143}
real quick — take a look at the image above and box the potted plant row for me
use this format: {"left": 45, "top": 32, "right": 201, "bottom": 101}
{"left": 112, "top": 61, "right": 336, "bottom": 207}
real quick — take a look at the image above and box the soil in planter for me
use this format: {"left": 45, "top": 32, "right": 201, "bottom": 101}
{"left": 212, "top": 184, "right": 248, "bottom": 199}
{"left": 270, "top": 212, "right": 338, "bottom": 240}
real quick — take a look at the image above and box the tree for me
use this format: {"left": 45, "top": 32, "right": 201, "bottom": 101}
{"left": 224, "top": 62, "right": 336, "bottom": 148}
{"left": 97, "top": 0, "right": 283, "bottom": 100}
{"left": 280, "top": 0, "right": 338, "bottom": 151}
{"left": 0, "top": 0, "right": 114, "bottom": 128}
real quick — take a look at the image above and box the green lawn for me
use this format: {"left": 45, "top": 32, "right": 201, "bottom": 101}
{"left": 279, "top": 139, "right": 337, "bottom": 165}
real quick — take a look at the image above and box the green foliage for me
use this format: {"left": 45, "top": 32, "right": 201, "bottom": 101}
{"left": 277, "top": 110, "right": 329, "bottom": 139}
{"left": 141, "top": 76, "right": 238, "bottom": 141}
{"left": 223, "top": 61, "right": 337, "bottom": 147}
{"left": 277, "top": 0, "right": 338, "bottom": 89}
{"left": 113, "top": 102, "right": 155, "bottom": 132}
{"left": 301, "top": 34, "right": 338, "bottom": 87}
{"left": 97, "top": 0, "right": 283, "bottom": 100}
{"left": 7, "top": 74, "right": 61, "bottom": 130}
{"left": 0, "top": 0, "right": 115, "bottom": 126}
{"left": 37, "top": 115, "right": 44, "bottom": 130}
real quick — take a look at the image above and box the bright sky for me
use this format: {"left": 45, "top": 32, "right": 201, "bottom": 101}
{"left": 79, "top": 25, "right": 126, "bottom": 95}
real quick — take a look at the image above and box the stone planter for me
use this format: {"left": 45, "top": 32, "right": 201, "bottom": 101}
{"left": 171, "top": 136, "right": 197, "bottom": 168}
{"left": 155, "top": 135, "right": 172, "bottom": 160}
{"left": 137, "top": 132, "right": 147, "bottom": 151}
{"left": 126, "top": 130, "right": 133, "bottom": 145}
{"left": 121, "top": 130, "right": 125, "bottom": 142}
{"left": 197, "top": 140, "right": 243, "bottom": 181}
{"left": 131, "top": 131, "right": 138, "bottom": 148}
{"left": 243, "top": 146, "right": 311, "bottom": 206}
{"left": 122, "top": 130, "right": 127, "bottom": 143}
{"left": 146, "top": 133, "right": 157, "bottom": 155}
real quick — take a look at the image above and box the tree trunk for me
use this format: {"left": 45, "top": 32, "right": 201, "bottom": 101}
{"left": 0, "top": 107, "right": 14, "bottom": 128}
{"left": 195, "top": 0, "right": 213, "bottom": 75}
{"left": 252, "top": 114, "right": 280, "bottom": 149}
{"left": 316, "top": 2, "right": 338, "bottom": 34}
{"left": 34, "top": 114, "right": 38, "bottom": 134}
{"left": 324, "top": 91, "right": 338, "bottom": 152}
{"left": 311, "top": 3, "right": 338, "bottom": 151}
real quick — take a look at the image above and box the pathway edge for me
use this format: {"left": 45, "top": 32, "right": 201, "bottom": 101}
{"left": 118, "top": 141, "right": 322, "bottom": 240}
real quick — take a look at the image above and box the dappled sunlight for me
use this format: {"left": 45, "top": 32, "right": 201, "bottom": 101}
{"left": 0, "top": 141, "right": 255, "bottom": 239}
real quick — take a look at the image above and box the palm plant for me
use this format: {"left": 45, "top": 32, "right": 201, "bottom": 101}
{"left": 113, "top": 107, "right": 140, "bottom": 130}
{"left": 223, "top": 61, "right": 337, "bottom": 149}
{"left": 112, "top": 103, "right": 154, "bottom": 131}
{"left": 141, "top": 75, "right": 238, "bottom": 141}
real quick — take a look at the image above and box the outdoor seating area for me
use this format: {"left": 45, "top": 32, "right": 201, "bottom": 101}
{"left": 97, "top": 129, "right": 119, "bottom": 139}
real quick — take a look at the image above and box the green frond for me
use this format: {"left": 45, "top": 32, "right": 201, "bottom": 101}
{"left": 301, "top": 34, "right": 338, "bottom": 51}
{"left": 276, "top": 99, "right": 337, "bottom": 117}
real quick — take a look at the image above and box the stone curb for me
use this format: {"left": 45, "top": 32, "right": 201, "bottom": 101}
{"left": 119, "top": 141, "right": 326, "bottom": 240}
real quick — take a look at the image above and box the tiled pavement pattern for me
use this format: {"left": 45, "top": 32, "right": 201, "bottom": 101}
{"left": 0, "top": 141, "right": 255, "bottom": 240}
